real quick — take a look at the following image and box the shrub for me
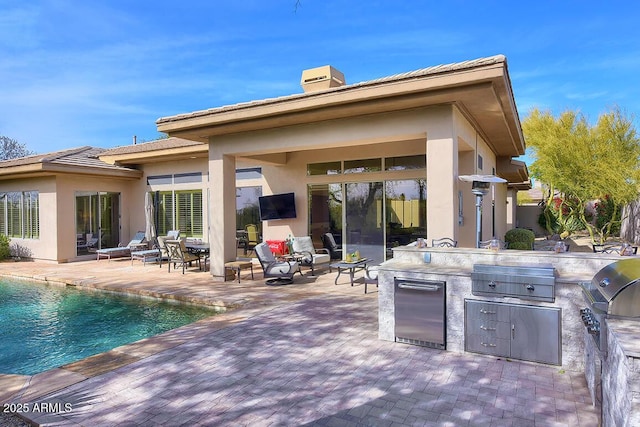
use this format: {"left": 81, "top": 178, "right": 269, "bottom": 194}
{"left": 0, "top": 234, "right": 10, "bottom": 260}
{"left": 505, "top": 228, "right": 535, "bottom": 250}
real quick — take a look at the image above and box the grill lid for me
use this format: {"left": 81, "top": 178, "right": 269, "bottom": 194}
{"left": 592, "top": 258, "right": 640, "bottom": 302}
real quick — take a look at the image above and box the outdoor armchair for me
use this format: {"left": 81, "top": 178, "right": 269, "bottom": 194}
{"left": 364, "top": 265, "right": 379, "bottom": 294}
{"left": 156, "top": 231, "right": 180, "bottom": 266}
{"left": 244, "top": 224, "right": 260, "bottom": 255}
{"left": 291, "top": 236, "right": 330, "bottom": 276}
{"left": 321, "top": 232, "right": 343, "bottom": 260}
{"left": 255, "top": 242, "right": 299, "bottom": 285}
{"left": 165, "top": 239, "right": 202, "bottom": 274}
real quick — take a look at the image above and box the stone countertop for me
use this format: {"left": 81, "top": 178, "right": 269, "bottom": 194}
{"left": 607, "top": 318, "right": 640, "bottom": 359}
{"left": 378, "top": 260, "right": 472, "bottom": 276}
{"left": 378, "top": 259, "right": 594, "bottom": 284}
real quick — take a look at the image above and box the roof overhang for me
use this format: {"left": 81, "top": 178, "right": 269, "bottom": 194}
{"left": 497, "top": 157, "right": 531, "bottom": 190}
{"left": 0, "top": 163, "right": 143, "bottom": 181}
{"left": 99, "top": 144, "right": 208, "bottom": 166}
{"left": 156, "top": 56, "right": 525, "bottom": 158}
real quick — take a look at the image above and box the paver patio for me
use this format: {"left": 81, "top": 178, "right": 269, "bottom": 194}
{"left": 0, "top": 259, "right": 599, "bottom": 426}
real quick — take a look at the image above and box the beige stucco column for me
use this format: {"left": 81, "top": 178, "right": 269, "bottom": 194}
{"left": 209, "top": 147, "right": 237, "bottom": 278}
{"left": 425, "top": 116, "right": 458, "bottom": 243}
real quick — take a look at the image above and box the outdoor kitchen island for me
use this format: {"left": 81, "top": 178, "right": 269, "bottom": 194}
{"left": 377, "top": 244, "right": 640, "bottom": 426}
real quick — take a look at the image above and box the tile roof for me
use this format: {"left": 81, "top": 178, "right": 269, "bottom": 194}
{"left": 99, "top": 137, "right": 205, "bottom": 156}
{"left": 157, "top": 55, "right": 507, "bottom": 124}
{"left": 0, "top": 146, "right": 138, "bottom": 172}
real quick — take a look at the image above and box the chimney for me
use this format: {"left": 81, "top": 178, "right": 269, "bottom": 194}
{"left": 300, "top": 65, "right": 346, "bottom": 93}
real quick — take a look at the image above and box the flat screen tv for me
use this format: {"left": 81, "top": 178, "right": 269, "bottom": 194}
{"left": 259, "top": 192, "right": 297, "bottom": 220}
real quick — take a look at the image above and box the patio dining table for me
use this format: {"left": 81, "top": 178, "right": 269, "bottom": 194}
{"left": 185, "top": 242, "right": 210, "bottom": 271}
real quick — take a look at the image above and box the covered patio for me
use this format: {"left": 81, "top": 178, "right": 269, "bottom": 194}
{"left": 156, "top": 55, "right": 529, "bottom": 280}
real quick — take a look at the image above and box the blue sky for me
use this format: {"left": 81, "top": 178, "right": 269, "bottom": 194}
{"left": 1, "top": 0, "right": 639, "bottom": 162}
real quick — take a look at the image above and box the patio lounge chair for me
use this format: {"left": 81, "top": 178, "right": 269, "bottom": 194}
{"left": 321, "top": 232, "right": 343, "bottom": 260}
{"left": 96, "top": 231, "right": 147, "bottom": 261}
{"left": 291, "top": 236, "right": 330, "bottom": 276}
{"left": 131, "top": 235, "right": 175, "bottom": 266}
{"left": 255, "top": 242, "right": 299, "bottom": 285}
{"left": 165, "top": 239, "right": 202, "bottom": 274}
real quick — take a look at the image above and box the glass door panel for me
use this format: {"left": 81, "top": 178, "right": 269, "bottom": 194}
{"left": 100, "top": 193, "right": 120, "bottom": 249}
{"left": 308, "top": 183, "right": 342, "bottom": 249}
{"left": 385, "top": 179, "right": 427, "bottom": 259}
{"left": 345, "top": 182, "right": 383, "bottom": 264}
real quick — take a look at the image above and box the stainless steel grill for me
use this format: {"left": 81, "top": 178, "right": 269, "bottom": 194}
{"left": 471, "top": 264, "right": 556, "bottom": 302}
{"left": 580, "top": 258, "right": 640, "bottom": 351}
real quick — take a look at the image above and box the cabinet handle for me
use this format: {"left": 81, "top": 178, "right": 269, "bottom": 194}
{"left": 480, "top": 325, "right": 496, "bottom": 331}
{"left": 480, "top": 342, "right": 497, "bottom": 348}
{"left": 488, "top": 281, "right": 497, "bottom": 288}
{"left": 512, "top": 324, "right": 515, "bottom": 339}
{"left": 480, "top": 309, "right": 496, "bottom": 314}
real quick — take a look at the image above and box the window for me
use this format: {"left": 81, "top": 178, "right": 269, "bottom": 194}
{"left": 307, "top": 162, "right": 341, "bottom": 176}
{"left": 385, "top": 155, "right": 426, "bottom": 171}
{"left": 153, "top": 190, "right": 203, "bottom": 238}
{"left": 176, "top": 191, "right": 203, "bottom": 237}
{"left": 237, "top": 168, "right": 263, "bottom": 180}
{"left": 0, "top": 191, "right": 39, "bottom": 239}
{"left": 147, "top": 172, "right": 203, "bottom": 185}
{"left": 236, "top": 186, "right": 262, "bottom": 231}
{"left": 147, "top": 175, "right": 172, "bottom": 185}
{"left": 344, "top": 158, "right": 381, "bottom": 174}
{"left": 174, "top": 172, "right": 202, "bottom": 184}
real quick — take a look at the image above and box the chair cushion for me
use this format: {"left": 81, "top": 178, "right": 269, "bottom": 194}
{"left": 255, "top": 243, "right": 276, "bottom": 263}
{"left": 292, "top": 236, "right": 315, "bottom": 255}
{"left": 312, "top": 253, "right": 331, "bottom": 264}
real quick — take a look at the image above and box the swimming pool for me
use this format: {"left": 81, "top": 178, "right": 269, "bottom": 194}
{"left": 0, "top": 278, "right": 217, "bottom": 375}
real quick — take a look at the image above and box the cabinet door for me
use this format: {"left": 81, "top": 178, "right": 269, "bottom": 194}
{"left": 510, "top": 305, "right": 561, "bottom": 365}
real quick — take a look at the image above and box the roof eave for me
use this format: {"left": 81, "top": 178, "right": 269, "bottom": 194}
{"left": 0, "top": 163, "right": 142, "bottom": 181}
{"left": 157, "top": 59, "right": 525, "bottom": 157}
{"left": 99, "top": 145, "right": 209, "bottom": 165}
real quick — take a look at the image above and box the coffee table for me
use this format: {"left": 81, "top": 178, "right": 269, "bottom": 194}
{"left": 330, "top": 258, "right": 368, "bottom": 286}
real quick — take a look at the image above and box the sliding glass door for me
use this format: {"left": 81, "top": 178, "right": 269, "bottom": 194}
{"left": 385, "top": 179, "right": 427, "bottom": 258}
{"left": 308, "top": 183, "right": 342, "bottom": 249}
{"left": 308, "top": 179, "right": 426, "bottom": 264}
{"left": 75, "top": 192, "right": 120, "bottom": 256}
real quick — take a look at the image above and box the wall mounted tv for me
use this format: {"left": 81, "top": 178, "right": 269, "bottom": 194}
{"left": 258, "top": 192, "right": 297, "bottom": 220}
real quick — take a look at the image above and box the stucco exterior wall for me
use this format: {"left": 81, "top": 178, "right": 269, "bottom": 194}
{"left": 55, "top": 175, "right": 138, "bottom": 262}
{"left": 451, "top": 108, "right": 505, "bottom": 246}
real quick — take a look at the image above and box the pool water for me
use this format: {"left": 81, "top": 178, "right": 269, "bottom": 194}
{"left": 0, "top": 278, "right": 217, "bottom": 375}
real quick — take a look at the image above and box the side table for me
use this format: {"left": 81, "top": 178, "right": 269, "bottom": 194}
{"left": 224, "top": 260, "right": 254, "bottom": 283}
